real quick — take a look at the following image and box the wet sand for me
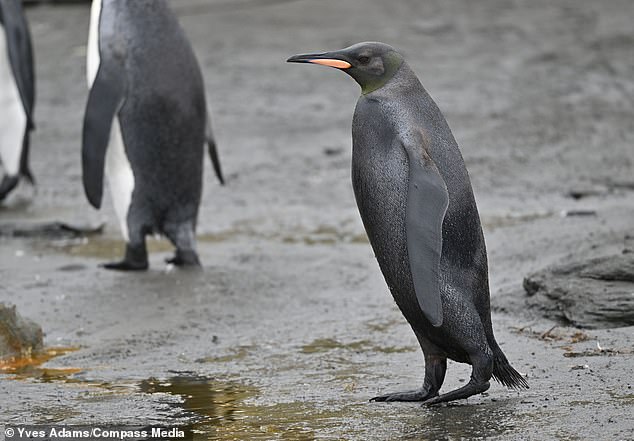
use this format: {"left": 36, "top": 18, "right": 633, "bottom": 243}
{"left": 1, "top": 0, "right": 633, "bottom": 439}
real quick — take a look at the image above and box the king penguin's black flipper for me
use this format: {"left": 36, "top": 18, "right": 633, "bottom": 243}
{"left": 82, "top": 63, "right": 126, "bottom": 209}
{"left": 0, "top": 0, "right": 35, "bottom": 128}
{"left": 205, "top": 119, "right": 224, "bottom": 185}
{"left": 401, "top": 137, "right": 449, "bottom": 327}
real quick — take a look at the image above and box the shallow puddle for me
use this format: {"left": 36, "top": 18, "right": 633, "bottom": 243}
{"left": 1, "top": 358, "right": 540, "bottom": 439}
{"left": 28, "top": 223, "right": 368, "bottom": 262}
{"left": 0, "top": 346, "right": 82, "bottom": 381}
{"left": 136, "top": 373, "right": 532, "bottom": 440}
{"left": 138, "top": 374, "right": 365, "bottom": 440}
{"left": 0, "top": 347, "right": 142, "bottom": 421}
{"left": 139, "top": 375, "right": 257, "bottom": 424}
{"left": 44, "top": 237, "right": 173, "bottom": 260}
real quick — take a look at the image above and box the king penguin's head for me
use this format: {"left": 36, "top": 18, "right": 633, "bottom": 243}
{"left": 287, "top": 42, "right": 404, "bottom": 95}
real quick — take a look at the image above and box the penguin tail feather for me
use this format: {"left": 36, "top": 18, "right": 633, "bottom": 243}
{"left": 207, "top": 136, "right": 225, "bottom": 186}
{"left": 492, "top": 349, "right": 529, "bottom": 390}
{"left": 205, "top": 117, "right": 224, "bottom": 185}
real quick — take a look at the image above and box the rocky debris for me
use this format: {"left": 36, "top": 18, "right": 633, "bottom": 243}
{"left": 523, "top": 253, "right": 634, "bottom": 329}
{"left": 0, "top": 221, "right": 104, "bottom": 239}
{"left": 561, "top": 209, "right": 597, "bottom": 217}
{"left": 0, "top": 304, "right": 44, "bottom": 361}
{"left": 566, "top": 187, "right": 606, "bottom": 200}
{"left": 566, "top": 180, "right": 634, "bottom": 200}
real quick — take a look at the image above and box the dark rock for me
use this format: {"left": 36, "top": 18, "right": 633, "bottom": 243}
{"left": 561, "top": 209, "right": 597, "bottom": 217}
{"left": 581, "top": 257, "right": 634, "bottom": 282}
{"left": 56, "top": 264, "right": 88, "bottom": 272}
{"left": 566, "top": 187, "right": 606, "bottom": 200}
{"left": 323, "top": 147, "right": 343, "bottom": 156}
{"left": 0, "top": 304, "right": 44, "bottom": 360}
{"left": 523, "top": 254, "right": 634, "bottom": 329}
{"left": 0, "top": 221, "right": 104, "bottom": 239}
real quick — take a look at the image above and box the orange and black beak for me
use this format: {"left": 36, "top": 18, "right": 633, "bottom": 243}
{"left": 286, "top": 51, "right": 352, "bottom": 69}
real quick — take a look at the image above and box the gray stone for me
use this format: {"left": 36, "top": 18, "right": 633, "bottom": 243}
{"left": 524, "top": 254, "right": 634, "bottom": 329}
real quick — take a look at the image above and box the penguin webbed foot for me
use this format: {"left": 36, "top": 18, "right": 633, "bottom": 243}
{"left": 101, "top": 259, "right": 149, "bottom": 271}
{"left": 421, "top": 380, "right": 490, "bottom": 406}
{"left": 165, "top": 249, "right": 201, "bottom": 268}
{"left": 0, "top": 175, "right": 20, "bottom": 201}
{"left": 101, "top": 243, "right": 149, "bottom": 271}
{"left": 370, "top": 387, "right": 437, "bottom": 402}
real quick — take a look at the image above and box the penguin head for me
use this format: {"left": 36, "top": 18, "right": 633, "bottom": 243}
{"left": 287, "top": 42, "right": 404, "bottom": 94}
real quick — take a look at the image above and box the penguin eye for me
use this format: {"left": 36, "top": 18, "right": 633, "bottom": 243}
{"left": 358, "top": 56, "right": 371, "bottom": 65}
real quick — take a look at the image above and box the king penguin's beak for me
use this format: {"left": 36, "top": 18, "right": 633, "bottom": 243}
{"left": 286, "top": 52, "right": 352, "bottom": 69}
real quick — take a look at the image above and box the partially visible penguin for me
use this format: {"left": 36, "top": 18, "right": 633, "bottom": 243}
{"left": 84, "top": 0, "right": 224, "bottom": 270}
{"left": 288, "top": 42, "right": 528, "bottom": 404}
{"left": 0, "top": 0, "right": 35, "bottom": 201}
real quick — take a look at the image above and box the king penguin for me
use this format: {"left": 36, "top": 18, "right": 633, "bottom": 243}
{"left": 0, "top": 0, "right": 35, "bottom": 201}
{"left": 288, "top": 42, "right": 528, "bottom": 405}
{"left": 84, "top": 0, "right": 224, "bottom": 270}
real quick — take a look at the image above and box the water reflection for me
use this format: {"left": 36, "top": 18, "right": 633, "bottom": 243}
{"left": 398, "top": 400, "right": 520, "bottom": 440}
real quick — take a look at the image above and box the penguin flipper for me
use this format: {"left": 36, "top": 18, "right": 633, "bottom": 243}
{"left": 205, "top": 119, "right": 224, "bottom": 185}
{"left": 0, "top": 1, "right": 35, "bottom": 128}
{"left": 401, "top": 137, "right": 449, "bottom": 327}
{"left": 82, "top": 63, "right": 126, "bottom": 209}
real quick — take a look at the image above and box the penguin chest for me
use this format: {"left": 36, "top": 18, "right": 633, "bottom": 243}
{"left": 0, "top": 24, "right": 27, "bottom": 177}
{"left": 352, "top": 137, "right": 412, "bottom": 294}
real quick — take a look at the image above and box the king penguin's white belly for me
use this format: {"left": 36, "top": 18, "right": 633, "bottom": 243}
{"left": 105, "top": 120, "right": 134, "bottom": 241}
{"left": 0, "top": 24, "right": 27, "bottom": 177}
{"left": 86, "top": 0, "right": 101, "bottom": 87}
{"left": 87, "top": 0, "right": 135, "bottom": 242}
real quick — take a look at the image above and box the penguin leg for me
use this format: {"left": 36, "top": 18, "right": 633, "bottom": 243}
{"left": 102, "top": 229, "right": 149, "bottom": 271}
{"left": 371, "top": 354, "right": 447, "bottom": 402}
{"left": 371, "top": 333, "right": 447, "bottom": 402}
{"left": 163, "top": 222, "right": 201, "bottom": 267}
{"left": 422, "top": 350, "right": 493, "bottom": 406}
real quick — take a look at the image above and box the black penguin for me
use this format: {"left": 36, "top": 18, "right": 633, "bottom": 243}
{"left": 0, "top": 0, "right": 35, "bottom": 201}
{"left": 83, "top": 0, "right": 223, "bottom": 270}
{"left": 288, "top": 42, "right": 528, "bottom": 405}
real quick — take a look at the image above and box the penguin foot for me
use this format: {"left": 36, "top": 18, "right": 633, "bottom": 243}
{"left": 0, "top": 175, "right": 20, "bottom": 201}
{"left": 165, "top": 249, "right": 201, "bottom": 267}
{"left": 421, "top": 380, "right": 490, "bottom": 406}
{"left": 101, "top": 243, "right": 149, "bottom": 271}
{"left": 370, "top": 388, "right": 437, "bottom": 402}
{"left": 101, "top": 260, "right": 149, "bottom": 271}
